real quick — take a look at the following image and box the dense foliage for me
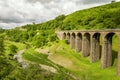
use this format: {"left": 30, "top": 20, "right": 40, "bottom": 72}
{"left": 5, "top": 29, "right": 58, "bottom": 48}
{"left": 0, "top": 35, "right": 5, "bottom": 55}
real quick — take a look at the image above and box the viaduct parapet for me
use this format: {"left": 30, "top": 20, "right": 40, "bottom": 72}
{"left": 55, "top": 29, "right": 120, "bottom": 76}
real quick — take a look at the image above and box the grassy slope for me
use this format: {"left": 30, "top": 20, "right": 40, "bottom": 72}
{"left": 22, "top": 48, "right": 58, "bottom": 69}
{"left": 22, "top": 48, "right": 77, "bottom": 80}
{"left": 48, "top": 40, "right": 119, "bottom": 80}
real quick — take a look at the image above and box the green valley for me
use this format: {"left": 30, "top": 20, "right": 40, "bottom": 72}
{"left": 0, "top": 1, "right": 120, "bottom": 80}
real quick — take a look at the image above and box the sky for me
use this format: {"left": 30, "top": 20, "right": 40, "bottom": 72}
{"left": 0, "top": 0, "right": 119, "bottom": 29}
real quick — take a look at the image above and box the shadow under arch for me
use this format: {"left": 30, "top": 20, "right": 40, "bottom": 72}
{"left": 82, "top": 33, "right": 90, "bottom": 57}
{"left": 76, "top": 32, "right": 82, "bottom": 52}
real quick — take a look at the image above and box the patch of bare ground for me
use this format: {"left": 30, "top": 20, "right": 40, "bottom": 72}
{"left": 14, "top": 49, "right": 29, "bottom": 68}
{"left": 49, "top": 54, "right": 82, "bottom": 71}
{"left": 35, "top": 48, "right": 52, "bottom": 55}
{"left": 39, "top": 64, "right": 57, "bottom": 73}
{"left": 36, "top": 48, "right": 82, "bottom": 71}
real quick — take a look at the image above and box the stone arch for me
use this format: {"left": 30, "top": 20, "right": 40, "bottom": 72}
{"left": 70, "top": 32, "right": 76, "bottom": 49}
{"left": 66, "top": 32, "right": 70, "bottom": 44}
{"left": 101, "top": 32, "right": 118, "bottom": 68}
{"left": 90, "top": 33, "right": 101, "bottom": 62}
{"left": 75, "top": 33, "right": 82, "bottom": 52}
{"left": 63, "top": 32, "right": 66, "bottom": 40}
{"left": 82, "top": 33, "right": 90, "bottom": 57}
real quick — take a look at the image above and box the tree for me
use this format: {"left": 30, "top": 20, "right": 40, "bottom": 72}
{"left": 0, "top": 35, "right": 5, "bottom": 56}
{"left": 9, "top": 45, "right": 18, "bottom": 54}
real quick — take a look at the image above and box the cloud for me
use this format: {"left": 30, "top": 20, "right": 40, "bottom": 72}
{"left": 0, "top": 0, "right": 112, "bottom": 29}
{"left": 82, "top": 0, "right": 111, "bottom": 4}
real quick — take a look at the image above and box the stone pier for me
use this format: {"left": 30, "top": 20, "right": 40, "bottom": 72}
{"left": 90, "top": 33, "right": 100, "bottom": 62}
{"left": 75, "top": 33, "right": 82, "bottom": 52}
{"left": 70, "top": 33, "right": 75, "bottom": 49}
{"left": 82, "top": 33, "right": 90, "bottom": 57}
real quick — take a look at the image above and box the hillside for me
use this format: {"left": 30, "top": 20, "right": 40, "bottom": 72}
{"left": 62, "top": 2, "right": 120, "bottom": 30}
{"left": 1, "top": 1, "right": 120, "bottom": 80}
{"left": 21, "top": 2, "right": 120, "bottom": 30}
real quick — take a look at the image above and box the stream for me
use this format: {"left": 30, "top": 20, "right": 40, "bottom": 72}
{"left": 13, "top": 49, "right": 28, "bottom": 68}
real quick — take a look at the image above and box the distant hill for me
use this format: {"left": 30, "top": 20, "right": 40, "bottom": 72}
{"left": 21, "top": 2, "right": 120, "bottom": 30}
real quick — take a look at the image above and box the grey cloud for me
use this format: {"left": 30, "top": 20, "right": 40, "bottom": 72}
{"left": 26, "top": 0, "right": 58, "bottom": 3}
{"left": 0, "top": 18, "right": 22, "bottom": 23}
{"left": 82, "top": 0, "right": 111, "bottom": 4}
{"left": 26, "top": 0, "right": 111, "bottom": 4}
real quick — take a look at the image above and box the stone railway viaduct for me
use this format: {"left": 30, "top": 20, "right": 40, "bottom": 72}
{"left": 55, "top": 29, "right": 120, "bottom": 76}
